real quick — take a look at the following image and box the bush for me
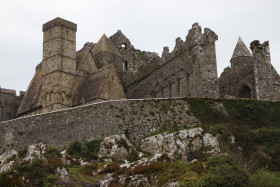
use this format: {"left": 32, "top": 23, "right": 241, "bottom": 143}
{"left": 251, "top": 128, "right": 280, "bottom": 145}
{"left": 99, "top": 164, "right": 121, "bottom": 174}
{"left": 82, "top": 139, "right": 103, "bottom": 160}
{"left": 188, "top": 146, "right": 210, "bottom": 162}
{"left": 67, "top": 140, "right": 82, "bottom": 155}
{"left": 249, "top": 168, "right": 280, "bottom": 187}
{"left": 180, "top": 175, "right": 201, "bottom": 187}
{"left": 189, "top": 161, "right": 206, "bottom": 176}
{"left": 126, "top": 149, "right": 139, "bottom": 162}
{"left": 85, "top": 139, "right": 103, "bottom": 154}
{"left": 207, "top": 155, "right": 236, "bottom": 168}
{"left": 67, "top": 139, "right": 103, "bottom": 160}
{"left": 82, "top": 162, "right": 98, "bottom": 175}
{"left": 132, "top": 162, "right": 167, "bottom": 175}
{"left": 202, "top": 155, "right": 249, "bottom": 187}
{"left": 202, "top": 164, "right": 248, "bottom": 187}
{"left": 43, "top": 174, "right": 58, "bottom": 187}
{"left": 44, "top": 146, "right": 62, "bottom": 159}
{"left": 0, "top": 173, "right": 15, "bottom": 187}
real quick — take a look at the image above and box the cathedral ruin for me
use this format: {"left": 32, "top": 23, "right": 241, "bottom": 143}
{"left": 0, "top": 17, "right": 279, "bottom": 122}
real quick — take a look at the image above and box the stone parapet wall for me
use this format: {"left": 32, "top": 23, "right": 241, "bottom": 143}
{"left": 0, "top": 88, "right": 17, "bottom": 95}
{"left": 0, "top": 98, "right": 200, "bottom": 153}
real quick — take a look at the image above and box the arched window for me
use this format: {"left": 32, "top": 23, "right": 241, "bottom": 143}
{"left": 238, "top": 85, "right": 251, "bottom": 99}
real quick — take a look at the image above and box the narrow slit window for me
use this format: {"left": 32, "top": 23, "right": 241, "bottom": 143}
{"left": 124, "top": 60, "right": 128, "bottom": 71}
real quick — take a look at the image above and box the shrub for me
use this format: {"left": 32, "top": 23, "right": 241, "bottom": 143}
{"left": 126, "top": 149, "right": 139, "bottom": 162}
{"left": 82, "top": 162, "right": 98, "bottom": 175}
{"left": 188, "top": 146, "right": 210, "bottom": 162}
{"left": 251, "top": 128, "right": 280, "bottom": 145}
{"left": 132, "top": 162, "right": 167, "bottom": 175}
{"left": 28, "top": 157, "right": 46, "bottom": 179}
{"left": 202, "top": 155, "right": 249, "bottom": 187}
{"left": 0, "top": 173, "right": 15, "bottom": 187}
{"left": 207, "top": 155, "right": 236, "bottom": 168}
{"left": 117, "top": 138, "right": 130, "bottom": 151}
{"left": 180, "top": 175, "right": 201, "bottom": 187}
{"left": 202, "top": 164, "right": 248, "bottom": 187}
{"left": 189, "top": 161, "right": 206, "bottom": 176}
{"left": 86, "top": 139, "right": 103, "bottom": 154}
{"left": 81, "top": 138, "right": 103, "bottom": 160}
{"left": 248, "top": 168, "right": 280, "bottom": 187}
{"left": 67, "top": 140, "right": 82, "bottom": 155}
{"left": 43, "top": 174, "right": 58, "bottom": 187}
{"left": 44, "top": 146, "right": 61, "bottom": 159}
{"left": 99, "top": 164, "right": 121, "bottom": 174}
{"left": 18, "top": 147, "right": 28, "bottom": 159}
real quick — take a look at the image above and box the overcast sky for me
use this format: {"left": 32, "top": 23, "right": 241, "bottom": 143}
{"left": 0, "top": 0, "right": 279, "bottom": 94}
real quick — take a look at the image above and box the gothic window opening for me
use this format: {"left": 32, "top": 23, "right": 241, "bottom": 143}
{"left": 238, "top": 85, "right": 251, "bottom": 99}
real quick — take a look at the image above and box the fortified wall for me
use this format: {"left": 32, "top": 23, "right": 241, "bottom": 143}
{"left": 0, "top": 87, "right": 24, "bottom": 122}
{"left": 0, "top": 98, "right": 200, "bottom": 153}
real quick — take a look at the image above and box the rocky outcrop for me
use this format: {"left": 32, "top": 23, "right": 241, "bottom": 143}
{"left": 0, "top": 150, "right": 17, "bottom": 173}
{"left": 98, "top": 134, "right": 133, "bottom": 162}
{"left": 140, "top": 128, "right": 219, "bottom": 157}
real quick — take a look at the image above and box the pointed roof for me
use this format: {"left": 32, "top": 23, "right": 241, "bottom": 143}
{"left": 75, "top": 64, "right": 126, "bottom": 104}
{"left": 231, "top": 37, "right": 252, "bottom": 59}
{"left": 92, "top": 34, "right": 121, "bottom": 57}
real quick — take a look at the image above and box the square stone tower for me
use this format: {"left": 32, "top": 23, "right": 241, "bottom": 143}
{"left": 41, "top": 17, "right": 77, "bottom": 112}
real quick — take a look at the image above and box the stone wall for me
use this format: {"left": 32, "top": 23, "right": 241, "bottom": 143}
{"left": 0, "top": 98, "right": 200, "bottom": 153}
{"left": 0, "top": 87, "right": 24, "bottom": 122}
{"left": 125, "top": 23, "right": 219, "bottom": 99}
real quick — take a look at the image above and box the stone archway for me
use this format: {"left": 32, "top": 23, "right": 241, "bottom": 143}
{"left": 238, "top": 85, "right": 251, "bottom": 99}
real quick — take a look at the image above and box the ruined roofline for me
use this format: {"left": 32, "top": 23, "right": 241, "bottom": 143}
{"left": 0, "top": 87, "right": 17, "bottom": 95}
{"left": 125, "top": 23, "right": 218, "bottom": 88}
{"left": 42, "top": 17, "right": 77, "bottom": 32}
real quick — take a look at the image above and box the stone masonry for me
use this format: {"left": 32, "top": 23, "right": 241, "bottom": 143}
{"left": 219, "top": 37, "right": 280, "bottom": 100}
{"left": 0, "top": 98, "right": 200, "bottom": 153}
{"left": 0, "top": 17, "right": 279, "bottom": 121}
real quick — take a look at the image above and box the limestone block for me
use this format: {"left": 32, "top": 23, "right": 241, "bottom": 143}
{"left": 191, "top": 137, "right": 202, "bottom": 151}
{"left": 202, "top": 133, "right": 219, "bottom": 147}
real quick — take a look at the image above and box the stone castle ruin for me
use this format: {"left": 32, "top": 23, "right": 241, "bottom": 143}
{"left": 0, "top": 17, "right": 280, "bottom": 122}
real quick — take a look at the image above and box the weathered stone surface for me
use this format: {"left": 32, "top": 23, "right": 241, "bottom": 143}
{"left": 0, "top": 150, "right": 17, "bottom": 173}
{"left": 140, "top": 128, "right": 218, "bottom": 156}
{"left": 24, "top": 143, "right": 46, "bottom": 162}
{"left": 56, "top": 167, "right": 69, "bottom": 182}
{"left": 0, "top": 99, "right": 200, "bottom": 153}
{"left": 98, "top": 134, "right": 130, "bottom": 162}
{"left": 219, "top": 38, "right": 280, "bottom": 101}
{"left": 203, "top": 133, "right": 219, "bottom": 148}
{"left": 0, "top": 87, "right": 24, "bottom": 122}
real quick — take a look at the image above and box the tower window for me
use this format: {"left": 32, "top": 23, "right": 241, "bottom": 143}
{"left": 124, "top": 60, "right": 128, "bottom": 71}
{"left": 49, "top": 30, "right": 52, "bottom": 36}
{"left": 121, "top": 43, "right": 127, "bottom": 48}
{"left": 66, "top": 30, "right": 69, "bottom": 35}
